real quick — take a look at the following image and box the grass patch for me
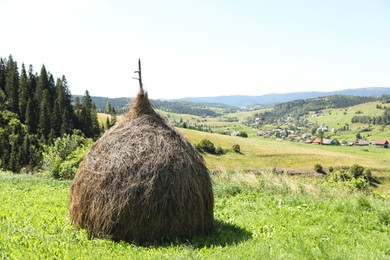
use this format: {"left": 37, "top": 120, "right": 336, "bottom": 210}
{"left": 1, "top": 171, "right": 389, "bottom": 259}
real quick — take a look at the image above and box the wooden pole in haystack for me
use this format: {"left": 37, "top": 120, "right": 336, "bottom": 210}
{"left": 133, "top": 58, "right": 143, "bottom": 91}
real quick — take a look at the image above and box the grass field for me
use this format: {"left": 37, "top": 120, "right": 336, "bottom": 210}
{"left": 1, "top": 171, "right": 389, "bottom": 259}
{"left": 73, "top": 108, "right": 390, "bottom": 258}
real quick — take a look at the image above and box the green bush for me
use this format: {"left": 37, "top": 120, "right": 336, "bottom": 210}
{"left": 232, "top": 144, "right": 241, "bottom": 153}
{"left": 42, "top": 130, "right": 92, "bottom": 179}
{"left": 364, "top": 168, "right": 372, "bottom": 178}
{"left": 195, "top": 139, "right": 216, "bottom": 154}
{"left": 349, "top": 164, "right": 365, "bottom": 178}
{"left": 239, "top": 131, "right": 248, "bottom": 138}
{"left": 51, "top": 145, "right": 90, "bottom": 179}
{"left": 329, "top": 166, "right": 370, "bottom": 191}
{"left": 314, "top": 163, "right": 323, "bottom": 173}
{"left": 215, "top": 146, "right": 226, "bottom": 155}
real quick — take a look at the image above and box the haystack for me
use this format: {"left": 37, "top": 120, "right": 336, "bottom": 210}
{"left": 68, "top": 63, "right": 214, "bottom": 243}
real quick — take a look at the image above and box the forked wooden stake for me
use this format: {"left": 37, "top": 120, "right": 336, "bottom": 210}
{"left": 133, "top": 59, "right": 143, "bottom": 91}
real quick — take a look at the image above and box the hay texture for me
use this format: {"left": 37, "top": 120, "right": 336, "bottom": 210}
{"left": 69, "top": 89, "right": 214, "bottom": 243}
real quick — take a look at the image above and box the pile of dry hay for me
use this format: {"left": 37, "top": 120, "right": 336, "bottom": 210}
{"left": 69, "top": 88, "right": 214, "bottom": 243}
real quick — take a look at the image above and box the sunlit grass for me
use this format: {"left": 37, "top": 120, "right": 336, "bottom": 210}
{"left": 1, "top": 171, "right": 389, "bottom": 259}
{"left": 179, "top": 128, "right": 390, "bottom": 171}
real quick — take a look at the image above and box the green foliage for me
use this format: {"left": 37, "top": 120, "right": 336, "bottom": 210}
{"left": 5, "top": 56, "right": 19, "bottom": 113}
{"left": 215, "top": 146, "right": 226, "bottom": 155}
{"left": 378, "top": 210, "right": 390, "bottom": 226}
{"left": 74, "top": 90, "right": 101, "bottom": 139}
{"left": 232, "top": 144, "right": 241, "bottom": 153}
{"left": 328, "top": 164, "right": 371, "bottom": 191}
{"left": 314, "top": 163, "right": 323, "bottom": 173}
{"left": 0, "top": 110, "right": 40, "bottom": 172}
{"left": 214, "top": 182, "right": 243, "bottom": 197}
{"left": 349, "top": 164, "right": 364, "bottom": 178}
{"left": 238, "top": 131, "right": 248, "bottom": 138}
{"left": 42, "top": 130, "right": 91, "bottom": 179}
{"left": 0, "top": 55, "right": 103, "bottom": 173}
{"left": 195, "top": 138, "right": 216, "bottom": 154}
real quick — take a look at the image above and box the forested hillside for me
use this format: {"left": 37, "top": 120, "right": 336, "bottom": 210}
{"left": 252, "top": 95, "right": 383, "bottom": 124}
{"left": 89, "top": 96, "right": 237, "bottom": 117}
{"left": 0, "top": 55, "right": 102, "bottom": 172}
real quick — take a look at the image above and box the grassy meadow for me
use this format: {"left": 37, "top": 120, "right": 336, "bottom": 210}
{"left": 3, "top": 105, "right": 388, "bottom": 259}
{"left": 1, "top": 170, "right": 389, "bottom": 259}
{"left": 1, "top": 126, "right": 390, "bottom": 259}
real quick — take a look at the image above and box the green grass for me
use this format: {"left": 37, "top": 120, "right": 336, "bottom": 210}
{"left": 180, "top": 128, "right": 390, "bottom": 168}
{"left": 1, "top": 171, "right": 389, "bottom": 259}
{"left": 179, "top": 128, "right": 390, "bottom": 197}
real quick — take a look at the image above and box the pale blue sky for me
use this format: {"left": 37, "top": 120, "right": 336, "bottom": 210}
{"left": 1, "top": 0, "right": 390, "bottom": 99}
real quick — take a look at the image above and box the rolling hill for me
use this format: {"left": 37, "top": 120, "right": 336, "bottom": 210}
{"left": 180, "top": 87, "right": 390, "bottom": 108}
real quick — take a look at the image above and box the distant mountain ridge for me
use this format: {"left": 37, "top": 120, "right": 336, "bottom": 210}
{"left": 179, "top": 87, "right": 390, "bottom": 108}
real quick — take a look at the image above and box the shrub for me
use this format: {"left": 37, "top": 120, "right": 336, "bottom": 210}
{"left": 215, "top": 146, "right": 226, "bottom": 155}
{"left": 232, "top": 144, "right": 241, "bottom": 153}
{"left": 378, "top": 210, "right": 390, "bottom": 226}
{"left": 328, "top": 166, "right": 370, "bottom": 191}
{"left": 364, "top": 168, "right": 372, "bottom": 178}
{"left": 51, "top": 145, "right": 90, "bottom": 179}
{"left": 349, "top": 177, "right": 369, "bottom": 190}
{"left": 42, "top": 130, "right": 92, "bottom": 179}
{"left": 349, "top": 164, "right": 364, "bottom": 178}
{"left": 239, "top": 131, "right": 248, "bottom": 138}
{"left": 314, "top": 164, "right": 323, "bottom": 173}
{"left": 196, "top": 139, "right": 216, "bottom": 154}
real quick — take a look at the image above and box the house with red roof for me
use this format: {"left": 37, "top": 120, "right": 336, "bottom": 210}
{"left": 374, "top": 140, "right": 389, "bottom": 148}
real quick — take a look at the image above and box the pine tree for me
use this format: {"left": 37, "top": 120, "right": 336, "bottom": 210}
{"left": 59, "top": 75, "right": 73, "bottom": 134}
{"left": 18, "top": 63, "right": 29, "bottom": 123}
{"left": 38, "top": 89, "right": 52, "bottom": 142}
{"left": 0, "top": 58, "right": 6, "bottom": 93}
{"left": 52, "top": 99, "right": 62, "bottom": 136}
{"left": 81, "top": 90, "right": 93, "bottom": 137}
{"left": 73, "top": 96, "right": 82, "bottom": 129}
{"left": 111, "top": 108, "right": 117, "bottom": 126}
{"left": 105, "top": 116, "right": 111, "bottom": 130}
{"left": 0, "top": 58, "right": 6, "bottom": 110}
{"left": 105, "top": 102, "right": 112, "bottom": 114}
{"left": 35, "top": 64, "right": 49, "bottom": 106}
{"left": 5, "top": 55, "right": 19, "bottom": 113}
{"left": 91, "top": 103, "right": 101, "bottom": 139}
{"left": 28, "top": 65, "right": 37, "bottom": 95}
{"left": 25, "top": 98, "right": 38, "bottom": 134}
{"left": 48, "top": 72, "right": 56, "bottom": 108}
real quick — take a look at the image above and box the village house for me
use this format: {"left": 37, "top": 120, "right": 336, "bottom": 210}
{"left": 355, "top": 139, "right": 370, "bottom": 146}
{"left": 322, "top": 139, "right": 336, "bottom": 145}
{"left": 312, "top": 138, "right": 322, "bottom": 145}
{"left": 374, "top": 140, "right": 389, "bottom": 148}
{"left": 311, "top": 138, "right": 335, "bottom": 145}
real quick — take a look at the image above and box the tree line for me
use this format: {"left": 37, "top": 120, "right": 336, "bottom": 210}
{"left": 89, "top": 96, "right": 228, "bottom": 117}
{"left": 0, "top": 55, "right": 102, "bottom": 172}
